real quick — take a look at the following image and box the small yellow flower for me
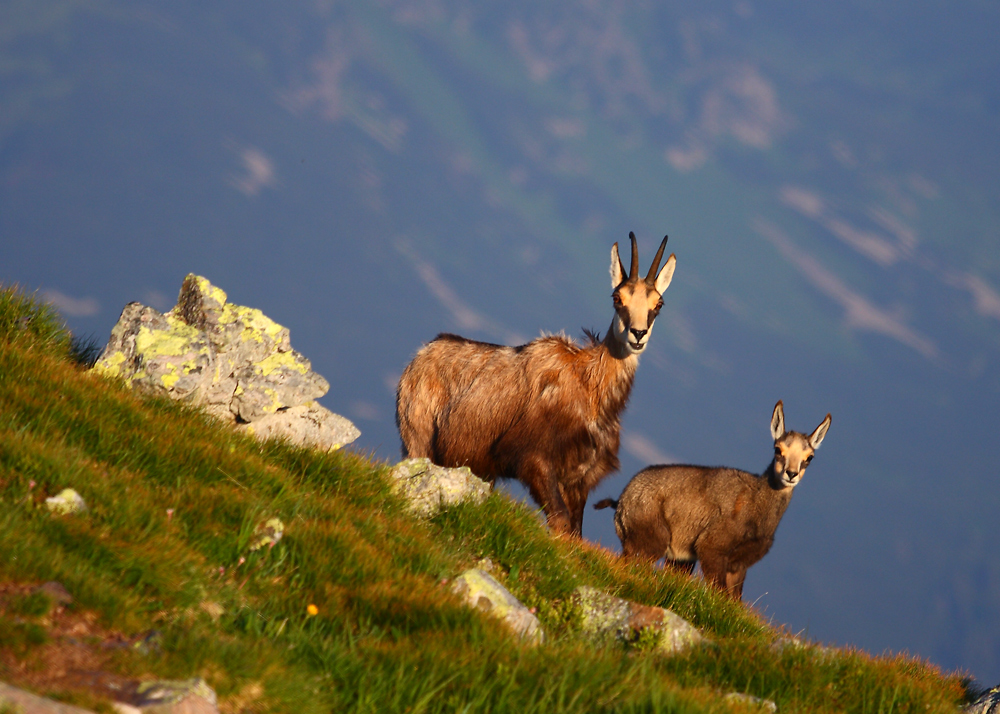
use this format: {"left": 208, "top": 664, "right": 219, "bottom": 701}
{"left": 307, "top": 604, "right": 319, "bottom": 616}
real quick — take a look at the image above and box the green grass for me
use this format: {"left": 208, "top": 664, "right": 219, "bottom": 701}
{"left": 0, "top": 285, "right": 971, "bottom": 713}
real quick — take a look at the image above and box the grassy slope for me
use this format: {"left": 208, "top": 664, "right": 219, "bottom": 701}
{"left": 0, "top": 286, "right": 969, "bottom": 713}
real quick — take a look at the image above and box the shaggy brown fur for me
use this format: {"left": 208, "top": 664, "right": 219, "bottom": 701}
{"left": 396, "top": 233, "right": 676, "bottom": 536}
{"left": 595, "top": 401, "right": 831, "bottom": 598}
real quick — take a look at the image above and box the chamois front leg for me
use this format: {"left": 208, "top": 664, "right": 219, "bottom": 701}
{"left": 665, "top": 559, "right": 696, "bottom": 576}
{"left": 724, "top": 568, "right": 749, "bottom": 601}
{"left": 700, "top": 552, "right": 748, "bottom": 600}
{"left": 559, "top": 483, "right": 589, "bottom": 538}
{"left": 521, "top": 455, "right": 573, "bottom": 535}
{"left": 697, "top": 550, "right": 733, "bottom": 596}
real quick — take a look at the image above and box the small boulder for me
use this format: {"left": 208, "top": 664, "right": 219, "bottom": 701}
{"left": 0, "top": 680, "right": 97, "bottom": 714}
{"left": 723, "top": 692, "right": 778, "bottom": 712}
{"left": 129, "top": 678, "right": 218, "bottom": 714}
{"left": 248, "top": 518, "right": 285, "bottom": 551}
{"left": 389, "top": 458, "right": 491, "bottom": 518}
{"left": 35, "top": 581, "right": 73, "bottom": 606}
{"left": 451, "top": 569, "right": 543, "bottom": 644}
{"left": 573, "top": 586, "right": 705, "bottom": 654}
{"left": 45, "top": 488, "right": 88, "bottom": 515}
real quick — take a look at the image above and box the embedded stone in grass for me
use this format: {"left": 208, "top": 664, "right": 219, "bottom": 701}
{"left": 0, "top": 680, "right": 97, "bottom": 714}
{"left": 44, "top": 488, "right": 88, "bottom": 515}
{"left": 129, "top": 677, "right": 218, "bottom": 714}
{"left": 573, "top": 586, "right": 705, "bottom": 654}
{"left": 723, "top": 692, "right": 778, "bottom": 712}
{"left": 34, "top": 581, "right": 73, "bottom": 605}
{"left": 249, "top": 517, "right": 285, "bottom": 551}
{"left": 389, "top": 458, "right": 491, "bottom": 518}
{"left": 451, "top": 569, "right": 544, "bottom": 644}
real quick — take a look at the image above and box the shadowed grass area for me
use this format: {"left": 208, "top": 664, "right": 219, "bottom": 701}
{"left": 0, "top": 285, "right": 971, "bottom": 713}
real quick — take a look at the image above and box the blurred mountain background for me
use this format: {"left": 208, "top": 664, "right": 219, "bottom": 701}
{"left": 2, "top": 0, "right": 999, "bottom": 683}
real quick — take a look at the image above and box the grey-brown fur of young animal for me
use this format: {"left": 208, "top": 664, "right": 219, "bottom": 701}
{"left": 594, "top": 401, "right": 831, "bottom": 599}
{"left": 396, "top": 232, "right": 676, "bottom": 537}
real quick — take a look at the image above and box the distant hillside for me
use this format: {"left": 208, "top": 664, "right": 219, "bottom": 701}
{"left": 3, "top": 0, "right": 1000, "bottom": 684}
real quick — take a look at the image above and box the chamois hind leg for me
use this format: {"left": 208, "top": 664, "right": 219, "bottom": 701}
{"left": 620, "top": 515, "right": 677, "bottom": 563}
{"left": 395, "top": 364, "right": 450, "bottom": 459}
{"left": 396, "top": 396, "right": 436, "bottom": 459}
{"left": 521, "top": 456, "right": 573, "bottom": 535}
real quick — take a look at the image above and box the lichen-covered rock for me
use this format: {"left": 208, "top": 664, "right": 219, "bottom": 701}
{"left": 573, "top": 586, "right": 704, "bottom": 654}
{"left": 45, "top": 488, "right": 88, "bottom": 515}
{"left": 94, "top": 274, "right": 357, "bottom": 452}
{"left": 238, "top": 402, "right": 360, "bottom": 451}
{"left": 965, "top": 684, "right": 1000, "bottom": 714}
{"left": 130, "top": 678, "right": 218, "bottom": 714}
{"left": 249, "top": 517, "right": 285, "bottom": 551}
{"left": 451, "top": 569, "right": 543, "bottom": 644}
{"left": 390, "top": 458, "right": 491, "bottom": 518}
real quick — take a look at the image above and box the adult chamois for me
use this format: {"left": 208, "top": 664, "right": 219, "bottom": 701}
{"left": 594, "top": 401, "right": 831, "bottom": 599}
{"left": 396, "top": 232, "right": 676, "bottom": 537}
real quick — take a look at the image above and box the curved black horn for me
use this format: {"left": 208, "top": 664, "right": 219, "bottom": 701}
{"left": 628, "top": 232, "right": 639, "bottom": 281}
{"left": 645, "top": 235, "right": 669, "bottom": 284}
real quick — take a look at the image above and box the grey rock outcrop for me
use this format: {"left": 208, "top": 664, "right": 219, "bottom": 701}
{"left": 389, "top": 458, "right": 491, "bottom": 518}
{"left": 451, "top": 569, "right": 543, "bottom": 644}
{"left": 573, "top": 586, "right": 705, "bottom": 654}
{"left": 94, "top": 275, "right": 359, "bottom": 452}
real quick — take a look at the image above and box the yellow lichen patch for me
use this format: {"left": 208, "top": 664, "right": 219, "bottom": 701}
{"left": 218, "top": 304, "right": 286, "bottom": 345}
{"left": 135, "top": 316, "right": 204, "bottom": 357}
{"left": 161, "top": 363, "right": 180, "bottom": 389}
{"left": 256, "top": 351, "right": 308, "bottom": 377}
{"left": 261, "top": 387, "right": 280, "bottom": 414}
{"left": 94, "top": 350, "right": 127, "bottom": 377}
{"left": 192, "top": 275, "right": 228, "bottom": 306}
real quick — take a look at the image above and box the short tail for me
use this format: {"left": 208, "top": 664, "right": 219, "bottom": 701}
{"left": 593, "top": 498, "right": 618, "bottom": 511}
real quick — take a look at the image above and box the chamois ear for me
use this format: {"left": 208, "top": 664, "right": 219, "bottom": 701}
{"left": 654, "top": 253, "right": 677, "bottom": 294}
{"left": 809, "top": 413, "right": 832, "bottom": 449}
{"left": 610, "top": 242, "right": 626, "bottom": 288}
{"left": 770, "top": 400, "right": 785, "bottom": 440}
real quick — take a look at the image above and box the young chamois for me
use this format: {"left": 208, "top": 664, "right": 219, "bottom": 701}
{"left": 594, "top": 401, "right": 831, "bottom": 599}
{"left": 396, "top": 233, "right": 677, "bottom": 537}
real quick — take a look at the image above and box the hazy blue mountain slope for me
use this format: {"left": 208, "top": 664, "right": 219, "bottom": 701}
{"left": 2, "top": 0, "right": 999, "bottom": 683}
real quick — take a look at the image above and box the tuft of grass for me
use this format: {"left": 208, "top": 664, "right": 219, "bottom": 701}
{"left": 8, "top": 592, "right": 52, "bottom": 619}
{"left": 0, "top": 285, "right": 72, "bottom": 357}
{"left": 0, "top": 282, "right": 972, "bottom": 713}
